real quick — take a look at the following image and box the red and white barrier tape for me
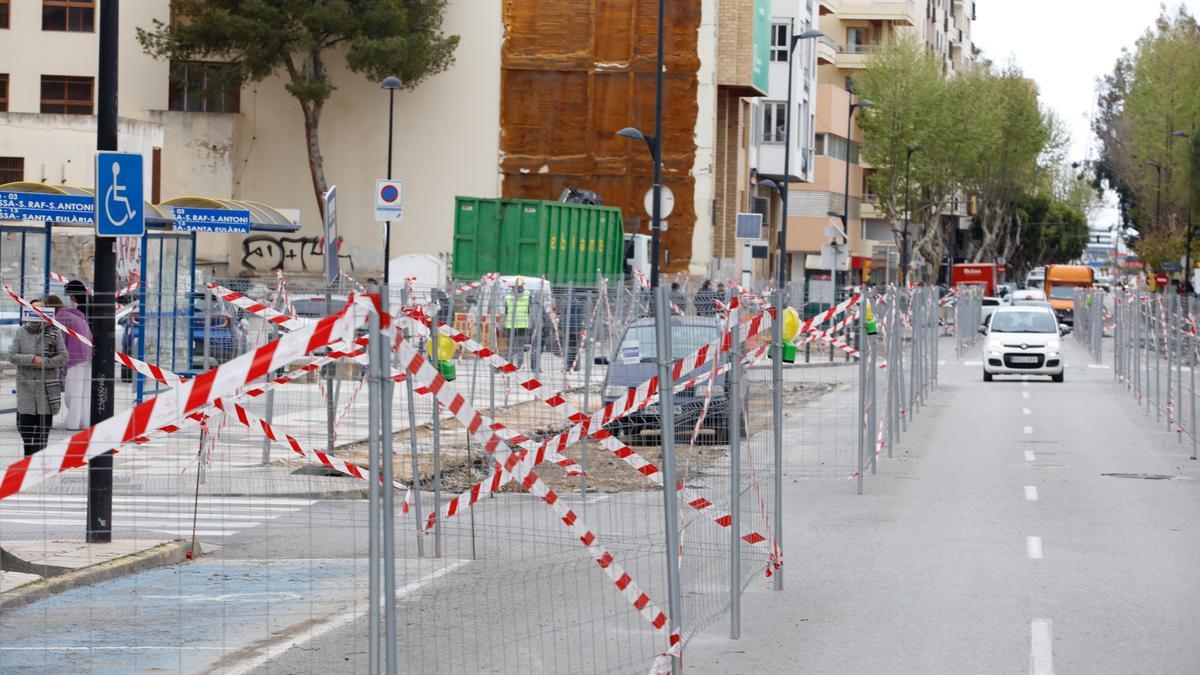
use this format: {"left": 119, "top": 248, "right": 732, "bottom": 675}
{"left": 0, "top": 293, "right": 373, "bottom": 501}
{"left": 394, "top": 336, "right": 681, "bottom": 669}
{"left": 453, "top": 273, "right": 499, "bottom": 296}
{"left": 4, "top": 286, "right": 94, "bottom": 348}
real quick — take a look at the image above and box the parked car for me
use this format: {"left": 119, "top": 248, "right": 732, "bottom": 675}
{"left": 978, "top": 306, "right": 1070, "bottom": 382}
{"left": 981, "top": 297, "right": 1003, "bottom": 323}
{"left": 120, "top": 300, "right": 239, "bottom": 380}
{"left": 599, "top": 316, "right": 744, "bottom": 444}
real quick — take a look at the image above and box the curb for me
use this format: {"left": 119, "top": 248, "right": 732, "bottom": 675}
{"left": 0, "top": 539, "right": 192, "bottom": 613}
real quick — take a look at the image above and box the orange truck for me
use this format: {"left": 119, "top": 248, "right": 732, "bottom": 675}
{"left": 1044, "top": 264, "right": 1094, "bottom": 325}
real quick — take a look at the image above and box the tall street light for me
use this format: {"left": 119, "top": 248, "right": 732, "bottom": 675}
{"left": 837, "top": 97, "right": 871, "bottom": 293}
{"left": 773, "top": 23, "right": 824, "bottom": 289}
{"left": 901, "top": 145, "right": 924, "bottom": 285}
{"left": 1175, "top": 129, "right": 1193, "bottom": 284}
{"left": 381, "top": 75, "right": 403, "bottom": 284}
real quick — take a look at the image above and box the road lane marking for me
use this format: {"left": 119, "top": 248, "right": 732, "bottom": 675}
{"left": 1023, "top": 426, "right": 1033, "bottom": 434}
{"left": 1030, "top": 619, "right": 1054, "bottom": 675}
{"left": 1023, "top": 391, "right": 1030, "bottom": 400}
{"left": 1088, "top": 364, "right": 1110, "bottom": 369}
{"left": 1025, "top": 486, "right": 1038, "bottom": 501}
{"left": 1022, "top": 408, "right": 1031, "bottom": 415}
{"left": 219, "top": 560, "right": 468, "bottom": 675}
{"left": 964, "top": 360, "right": 982, "bottom": 366}
{"left": 1025, "top": 451, "right": 1036, "bottom": 462}
{"left": 1026, "top": 536, "right": 1043, "bottom": 559}
{"left": 938, "top": 360, "right": 945, "bottom": 365}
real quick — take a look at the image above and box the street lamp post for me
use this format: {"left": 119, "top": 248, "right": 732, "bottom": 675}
{"left": 838, "top": 97, "right": 871, "bottom": 294}
{"left": 901, "top": 145, "right": 924, "bottom": 285}
{"left": 381, "top": 76, "right": 403, "bottom": 284}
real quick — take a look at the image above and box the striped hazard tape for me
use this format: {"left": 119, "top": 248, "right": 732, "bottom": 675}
{"left": 394, "top": 336, "right": 681, "bottom": 670}
{"left": 0, "top": 293, "right": 373, "bottom": 501}
{"left": 5, "top": 286, "right": 94, "bottom": 347}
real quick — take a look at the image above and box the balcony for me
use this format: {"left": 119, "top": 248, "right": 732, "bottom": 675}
{"left": 819, "top": 0, "right": 840, "bottom": 15}
{"left": 837, "top": 0, "right": 919, "bottom": 26}
{"left": 861, "top": 193, "right": 886, "bottom": 220}
{"left": 834, "top": 43, "right": 884, "bottom": 69}
{"left": 817, "top": 39, "right": 837, "bottom": 66}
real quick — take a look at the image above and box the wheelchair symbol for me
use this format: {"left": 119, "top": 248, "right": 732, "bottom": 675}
{"left": 104, "top": 160, "right": 137, "bottom": 228}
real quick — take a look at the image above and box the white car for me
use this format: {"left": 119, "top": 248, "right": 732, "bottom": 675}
{"left": 1011, "top": 288, "right": 1047, "bottom": 305}
{"left": 981, "top": 297, "right": 1003, "bottom": 323}
{"left": 979, "top": 306, "right": 1071, "bottom": 382}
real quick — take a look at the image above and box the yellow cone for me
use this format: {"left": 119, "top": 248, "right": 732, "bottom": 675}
{"left": 427, "top": 333, "right": 458, "bottom": 359}
{"left": 782, "top": 306, "right": 801, "bottom": 342}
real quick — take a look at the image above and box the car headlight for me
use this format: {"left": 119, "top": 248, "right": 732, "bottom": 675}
{"left": 987, "top": 340, "right": 1003, "bottom": 356}
{"left": 603, "top": 385, "right": 627, "bottom": 399}
{"left": 1046, "top": 338, "right": 1060, "bottom": 351}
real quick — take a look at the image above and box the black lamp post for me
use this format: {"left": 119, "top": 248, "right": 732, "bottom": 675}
{"left": 380, "top": 76, "right": 403, "bottom": 284}
{"left": 616, "top": 127, "right": 662, "bottom": 284}
{"left": 837, "top": 97, "right": 871, "bottom": 292}
{"left": 1175, "top": 129, "right": 1193, "bottom": 284}
{"left": 901, "top": 145, "right": 924, "bottom": 285}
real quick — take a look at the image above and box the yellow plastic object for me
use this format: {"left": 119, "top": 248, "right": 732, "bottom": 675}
{"left": 781, "top": 306, "right": 801, "bottom": 342}
{"left": 865, "top": 301, "right": 878, "bottom": 336}
{"left": 426, "top": 334, "right": 458, "bottom": 359}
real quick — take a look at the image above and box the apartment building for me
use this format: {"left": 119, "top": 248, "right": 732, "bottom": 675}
{"left": 784, "top": 0, "right": 974, "bottom": 294}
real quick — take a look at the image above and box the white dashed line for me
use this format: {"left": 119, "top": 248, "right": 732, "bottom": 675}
{"left": 1030, "top": 619, "right": 1054, "bottom": 675}
{"left": 1022, "top": 408, "right": 1031, "bottom": 415}
{"left": 1088, "top": 364, "right": 1110, "bottom": 369}
{"left": 1027, "top": 536, "right": 1044, "bottom": 560}
{"left": 1023, "top": 426, "right": 1033, "bottom": 434}
{"left": 938, "top": 360, "right": 945, "bottom": 366}
{"left": 1024, "top": 486, "right": 1039, "bottom": 501}
{"left": 1022, "top": 391, "right": 1030, "bottom": 400}
{"left": 1025, "top": 450, "right": 1036, "bottom": 462}
{"left": 964, "top": 360, "right": 982, "bottom": 366}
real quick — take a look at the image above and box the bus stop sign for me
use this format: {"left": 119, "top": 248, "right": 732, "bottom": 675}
{"left": 95, "top": 151, "right": 144, "bottom": 237}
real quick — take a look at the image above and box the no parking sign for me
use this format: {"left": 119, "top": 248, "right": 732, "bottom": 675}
{"left": 374, "top": 179, "right": 404, "bottom": 222}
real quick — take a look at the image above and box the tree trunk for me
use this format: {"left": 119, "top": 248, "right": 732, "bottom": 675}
{"left": 301, "top": 100, "right": 328, "bottom": 222}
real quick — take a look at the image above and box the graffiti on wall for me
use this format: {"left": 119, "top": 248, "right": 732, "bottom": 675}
{"left": 240, "top": 234, "right": 354, "bottom": 272}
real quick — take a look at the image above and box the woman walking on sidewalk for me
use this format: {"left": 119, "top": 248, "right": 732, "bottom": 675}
{"left": 8, "top": 299, "right": 68, "bottom": 456}
{"left": 46, "top": 293, "right": 92, "bottom": 430}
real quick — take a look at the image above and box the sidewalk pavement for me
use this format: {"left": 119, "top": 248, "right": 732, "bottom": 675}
{"left": 0, "top": 538, "right": 192, "bottom": 611}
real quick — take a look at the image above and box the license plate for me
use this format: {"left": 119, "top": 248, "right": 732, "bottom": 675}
{"left": 1010, "top": 355, "right": 1039, "bottom": 363}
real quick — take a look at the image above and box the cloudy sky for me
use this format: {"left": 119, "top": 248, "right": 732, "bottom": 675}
{"left": 972, "top": 0, "right": 1199, "bottom": 230}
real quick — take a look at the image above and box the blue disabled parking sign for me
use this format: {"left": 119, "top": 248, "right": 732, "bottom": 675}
{"left": 95, "top": 151, "right": 145, "bottom": 237}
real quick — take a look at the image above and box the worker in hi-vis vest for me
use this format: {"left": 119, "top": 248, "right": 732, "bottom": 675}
{"left": 505, "top": 276, "right": 532, "bottom": 364}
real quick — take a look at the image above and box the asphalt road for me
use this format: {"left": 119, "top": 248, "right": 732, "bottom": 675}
{"left": 686, "top": 337, "right": 1200, "bottom": 673}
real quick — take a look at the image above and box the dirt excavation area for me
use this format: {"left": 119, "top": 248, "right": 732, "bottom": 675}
{"left": 330, "top": 378, "right": 841, "bottom": 495}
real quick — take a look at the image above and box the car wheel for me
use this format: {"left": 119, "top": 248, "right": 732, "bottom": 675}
{"left": 983, "top": 370, "right": 993, "bottom": 382}
{"left": 1052, "top": 372, "right": 1064, "bottom": 383}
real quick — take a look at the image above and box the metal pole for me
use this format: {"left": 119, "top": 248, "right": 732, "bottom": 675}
{"left": 856, "top": 290, "right": 867, "bottom": 495}
{"left": 869, "top": 310, "right": 877, "bottom": 474}
{"left": 383, "top": 88, "right": 395, "bottom": 284}
{"left": 770, "top": 287, "right": 785, "bottom": 590}
{"left": 1191, "top": 295, "right": 1197, "bottom": 460}
{"left": 777, "top": 17, "right": 796, "bottom": 290}
{"left": 326, "top": 288, "right": 337, "bottom": 453}
{"left": 87, "top": 0, "right": 120, "bottom": 543}
{"left": 261, "top": 323, "right": 277, "bottom": 464}
{"left": 582, "top": 283, "right": 598, "bottom": 501}
{"left": 401, "top": 288, "right": 425, "bottom": 557}
{"left": 366, "top": 303, "right": 382, "bottom": 674}
{"left": 728, "top": 297, "right": 743, "bottom": 639}
{"left": 650, "top": 0, "right": 665, "bottom": 287}
{"left": 431, "top": 291, "right": 445, "bottom": 558}
{"left": 378, "top": 286, "right": 398, "bottom": 674}
{"left": 653, "top": 284, "right": 683, "bottom": 672}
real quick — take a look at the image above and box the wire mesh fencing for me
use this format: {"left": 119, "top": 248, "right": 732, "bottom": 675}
{"left": 1107, "top": 288, "right": 1198, "bottom": 461}
{"left": 0, "top": 270, "right": 951, "bottom": 674}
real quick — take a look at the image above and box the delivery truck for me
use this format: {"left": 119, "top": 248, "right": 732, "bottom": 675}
{"left": 951, "top": 263, "right": 999, "bottom": 297}
{"left": 1044, "top": 264, "right": 1094, "bottom": 325}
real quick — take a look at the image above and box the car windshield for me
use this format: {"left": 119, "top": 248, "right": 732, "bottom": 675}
{"left": 990, "top": 311, "right": 1058, "bottom": 334}
{"left": 620, "top": 324, "right": 720, "bottom": 362}
{"left": 1048, "top": 285, "right": 1079, "bottom": 300}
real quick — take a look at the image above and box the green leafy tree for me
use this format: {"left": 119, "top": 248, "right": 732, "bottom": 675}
{"left": 138, "top": 0, "right": 459, "bottom": 217}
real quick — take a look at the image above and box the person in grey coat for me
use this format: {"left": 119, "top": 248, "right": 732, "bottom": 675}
{"left": 9, "top": 300, "right": 68, "bottom": 456}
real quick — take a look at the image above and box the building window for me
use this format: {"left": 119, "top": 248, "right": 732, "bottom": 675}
{"left": 0, "top": 157, "right": 23, "bottom": 184}
{"left": 760, "top": 102, "right": 787, "bottom": 144}
{"left": 168, "top": 61, "right": 240, "bottom": 113}
{"left": 846, "top": 27, "right": 866, "bottom": 53}
{"left": 814, "top": 132, "right": 860, "bottom": 164}
{"left": 0, "top": 0, "right": 10, "bottom": 29}
{"left": 771, "top": 24, "right": 790, "bottom": 62}
{"left": 40, "top": 75, "right": 93, "bottom": 114}
{"left": 0, "top": 74, "right": 8, "bottom": 112}
{"left": 43, "top": 0, "right": 95, "bottom": 32}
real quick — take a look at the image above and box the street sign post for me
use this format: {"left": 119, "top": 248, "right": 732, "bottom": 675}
{"left": 735, "top": 212, "right": 763, "bottom": 239}
{"left": 323, "top": 185, "right": 339, "bottom": 284}
{"left": 375, "top": 179, "right": 404, "bottom": 222}
{"left": 172, "top": 207, "right": 250, "bottom": 233}
{"left": 95, "top": 151, "right": 144, "bottom": 237}
{"left": 0, "top": 192, "right": 94, "bottom": 223}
